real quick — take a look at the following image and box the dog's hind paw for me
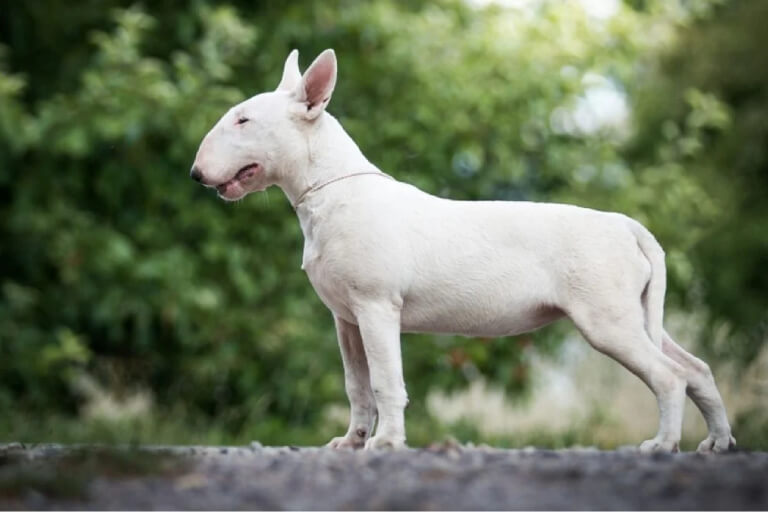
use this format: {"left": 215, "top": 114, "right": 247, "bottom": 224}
{"left": 697, "top": 434, "right": 736, "bottom": 454}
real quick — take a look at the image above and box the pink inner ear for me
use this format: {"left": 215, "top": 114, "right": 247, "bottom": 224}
{"left": 304, "top": 59, "right": 335, "bottom": 108}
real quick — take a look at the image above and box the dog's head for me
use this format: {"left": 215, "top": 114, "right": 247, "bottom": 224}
{"left": 190, "top": 49, "right": 337, "bottom": 201}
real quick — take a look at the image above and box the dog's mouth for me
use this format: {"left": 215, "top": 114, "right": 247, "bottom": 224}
{"left": 216, "top": 163, "right": 261, "bottom": 199}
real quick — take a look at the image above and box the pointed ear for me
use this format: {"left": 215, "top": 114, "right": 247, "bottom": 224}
{"left": 276, "top": 49, "right": 301, "bottom": 92}
{"left": 294, "top": 49, "right": 337, "bottom": 120}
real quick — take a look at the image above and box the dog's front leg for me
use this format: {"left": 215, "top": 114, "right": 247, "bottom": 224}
{"left": 356, "top": 303, "right": 408, "bottom": 450}
{"left": 327, "top": 315, "right": 377, "bottom": 450}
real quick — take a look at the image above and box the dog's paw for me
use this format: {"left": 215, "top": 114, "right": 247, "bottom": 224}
{"left": 638, "top": 438, "right": 680, "bottom": 453}
{"left": 326, "top": 435, "right": 365, "bottom": 450}
{"left": 364, "top": 435, "right": 406, "bottom": 451}
{"left": 696, "top": 434, "right": 736, "bottom": 454}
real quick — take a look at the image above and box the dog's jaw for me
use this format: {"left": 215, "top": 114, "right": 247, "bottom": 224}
{"left": 215, "top": 163, "right": 264, "bottom": 201}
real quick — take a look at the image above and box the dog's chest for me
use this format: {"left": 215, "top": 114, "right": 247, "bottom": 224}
{"left": 300, "top": 232, "right": 357, "bottom": 322}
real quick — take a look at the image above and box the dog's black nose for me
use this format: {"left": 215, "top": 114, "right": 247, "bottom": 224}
{"left": 190, "top": 166, "right": 203, "bottom": 182}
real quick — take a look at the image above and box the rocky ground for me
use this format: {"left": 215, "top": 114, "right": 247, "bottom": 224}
{"left": 1, "top": 442, "right": 767, "bottom": 510}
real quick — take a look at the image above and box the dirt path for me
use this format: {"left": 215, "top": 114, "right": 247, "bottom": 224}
{"left": 1, "top": 443, "right": 767, "bottom": 510}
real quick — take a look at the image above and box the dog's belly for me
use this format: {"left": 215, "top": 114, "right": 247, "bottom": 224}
{"left": 397, "top": 234, "right": 566, "bottom": 336}
{"left": 399, "top": 291, "right": 565, "bottom": 337}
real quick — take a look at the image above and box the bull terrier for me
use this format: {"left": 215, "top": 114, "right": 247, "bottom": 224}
{"left": 191, "top": 49, "right": 735, "bottom": 453}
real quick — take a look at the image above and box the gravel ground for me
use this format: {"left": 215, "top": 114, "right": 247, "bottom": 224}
{"left": 1, "top": 442, "right": 767, "bottom": 510}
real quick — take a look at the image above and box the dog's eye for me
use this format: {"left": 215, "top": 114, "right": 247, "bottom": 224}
{"left": 236, "top": 116, "right": 249, "bottom": 125}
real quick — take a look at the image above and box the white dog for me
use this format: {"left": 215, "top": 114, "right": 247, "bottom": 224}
{"left": 191, "top": 49, "right": 735, "bottom": 453}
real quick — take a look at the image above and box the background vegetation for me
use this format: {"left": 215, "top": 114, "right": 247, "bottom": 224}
{"left": 0, "top": 0, "right": 765, "bottom": 448}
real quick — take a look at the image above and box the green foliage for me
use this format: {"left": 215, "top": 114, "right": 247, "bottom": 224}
{"left": 0, "top": 0, "right": 764, "bottom": 446}
{"left": 625, "top": 0, "right": 768, "bottom": 364}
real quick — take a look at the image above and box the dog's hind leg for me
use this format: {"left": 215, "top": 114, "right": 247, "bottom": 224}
{"left": 661, "top": 331, "right": 736, "bottom": 453}
{"left": 570, "top": 302, "right": 687, "bottom": 452}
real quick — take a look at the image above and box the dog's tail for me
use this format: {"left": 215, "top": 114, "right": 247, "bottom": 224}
{"left": 628, "top": 218, "right": 666, "bottom": 347}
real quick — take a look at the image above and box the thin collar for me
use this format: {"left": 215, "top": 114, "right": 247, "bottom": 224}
{"left": 292, "top": 171, "right": 394, "bottom": 208}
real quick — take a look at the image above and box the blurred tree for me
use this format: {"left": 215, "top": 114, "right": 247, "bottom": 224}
{"left": 623, "top": 0, "right": 768, "bottom": 365}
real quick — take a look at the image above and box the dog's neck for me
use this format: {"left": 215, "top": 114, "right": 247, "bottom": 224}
{"left": 277, "top": 113, "right": 382, "bottom": 209}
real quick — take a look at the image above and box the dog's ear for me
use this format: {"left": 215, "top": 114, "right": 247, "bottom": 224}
{"left": 293, "top": 49, "right": 337, "bottom": 120}
{"left": 276, "top": 49, "right": 301, "bottom": 92}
